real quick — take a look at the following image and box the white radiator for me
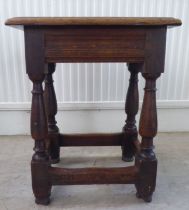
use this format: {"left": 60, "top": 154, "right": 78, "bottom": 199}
{"left": 0, "top": 0, "right": 188, "bottom": 134}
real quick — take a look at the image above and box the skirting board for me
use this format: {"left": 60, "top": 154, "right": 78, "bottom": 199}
{"left": 0, "top": 101, "right": 189, "bottom": 135}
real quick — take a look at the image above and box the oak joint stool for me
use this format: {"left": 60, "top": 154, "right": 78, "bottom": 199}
{"left": 5, "top": 17, "right": 181, "bottom": 205}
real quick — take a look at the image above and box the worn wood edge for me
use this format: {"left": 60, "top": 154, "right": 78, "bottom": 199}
{"left": 45, "top": 57, "right": 145, "bottom": 63}
{"left": 49, "top": 166, "right": 138, "bottom": 185}
{"left": 59, "top": 132, "right": 123, "bottom": 146}
{"left": 5, "top": 17, "right": 182, "bottom": 26}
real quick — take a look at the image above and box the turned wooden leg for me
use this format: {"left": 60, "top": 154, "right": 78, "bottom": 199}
{"left": 44, "top": 63, "right": 60, "bottom": 164}
{"left": 24, "top": 30, "right": 51, "bottom": 205}
{"left": 30, "top": 80, "right": 51, "bottom": 205}
{"left": 135, "top": 73, "right": 160, "bottom": 202}
{"left": 122, "top": 63, "right": 140, "bottom": 162}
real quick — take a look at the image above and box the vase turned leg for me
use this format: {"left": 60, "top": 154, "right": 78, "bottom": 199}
{"left": 135, "top": 73, "right": 160, "bottom": 202}
{"left": 30, "top": 80, "right": 51, "bottom": 205}
{"left": 122, "top": 63, "right": 141, "bottom": 162}
{"left": 44, "top": 63, "right": 60, "bottom": 164}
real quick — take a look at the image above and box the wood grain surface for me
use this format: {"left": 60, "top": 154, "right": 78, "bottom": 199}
{"left": 5, "top": 17, "right": 181, "bottom": 26}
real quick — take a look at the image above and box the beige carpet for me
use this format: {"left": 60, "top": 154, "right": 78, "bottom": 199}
{"left": 0, "top": 133, "right": 189, "bottom": 210}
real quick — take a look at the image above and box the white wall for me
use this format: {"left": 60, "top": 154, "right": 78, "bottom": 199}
{"left": 0, "top": 0, "right": 189, "bottom": 134}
